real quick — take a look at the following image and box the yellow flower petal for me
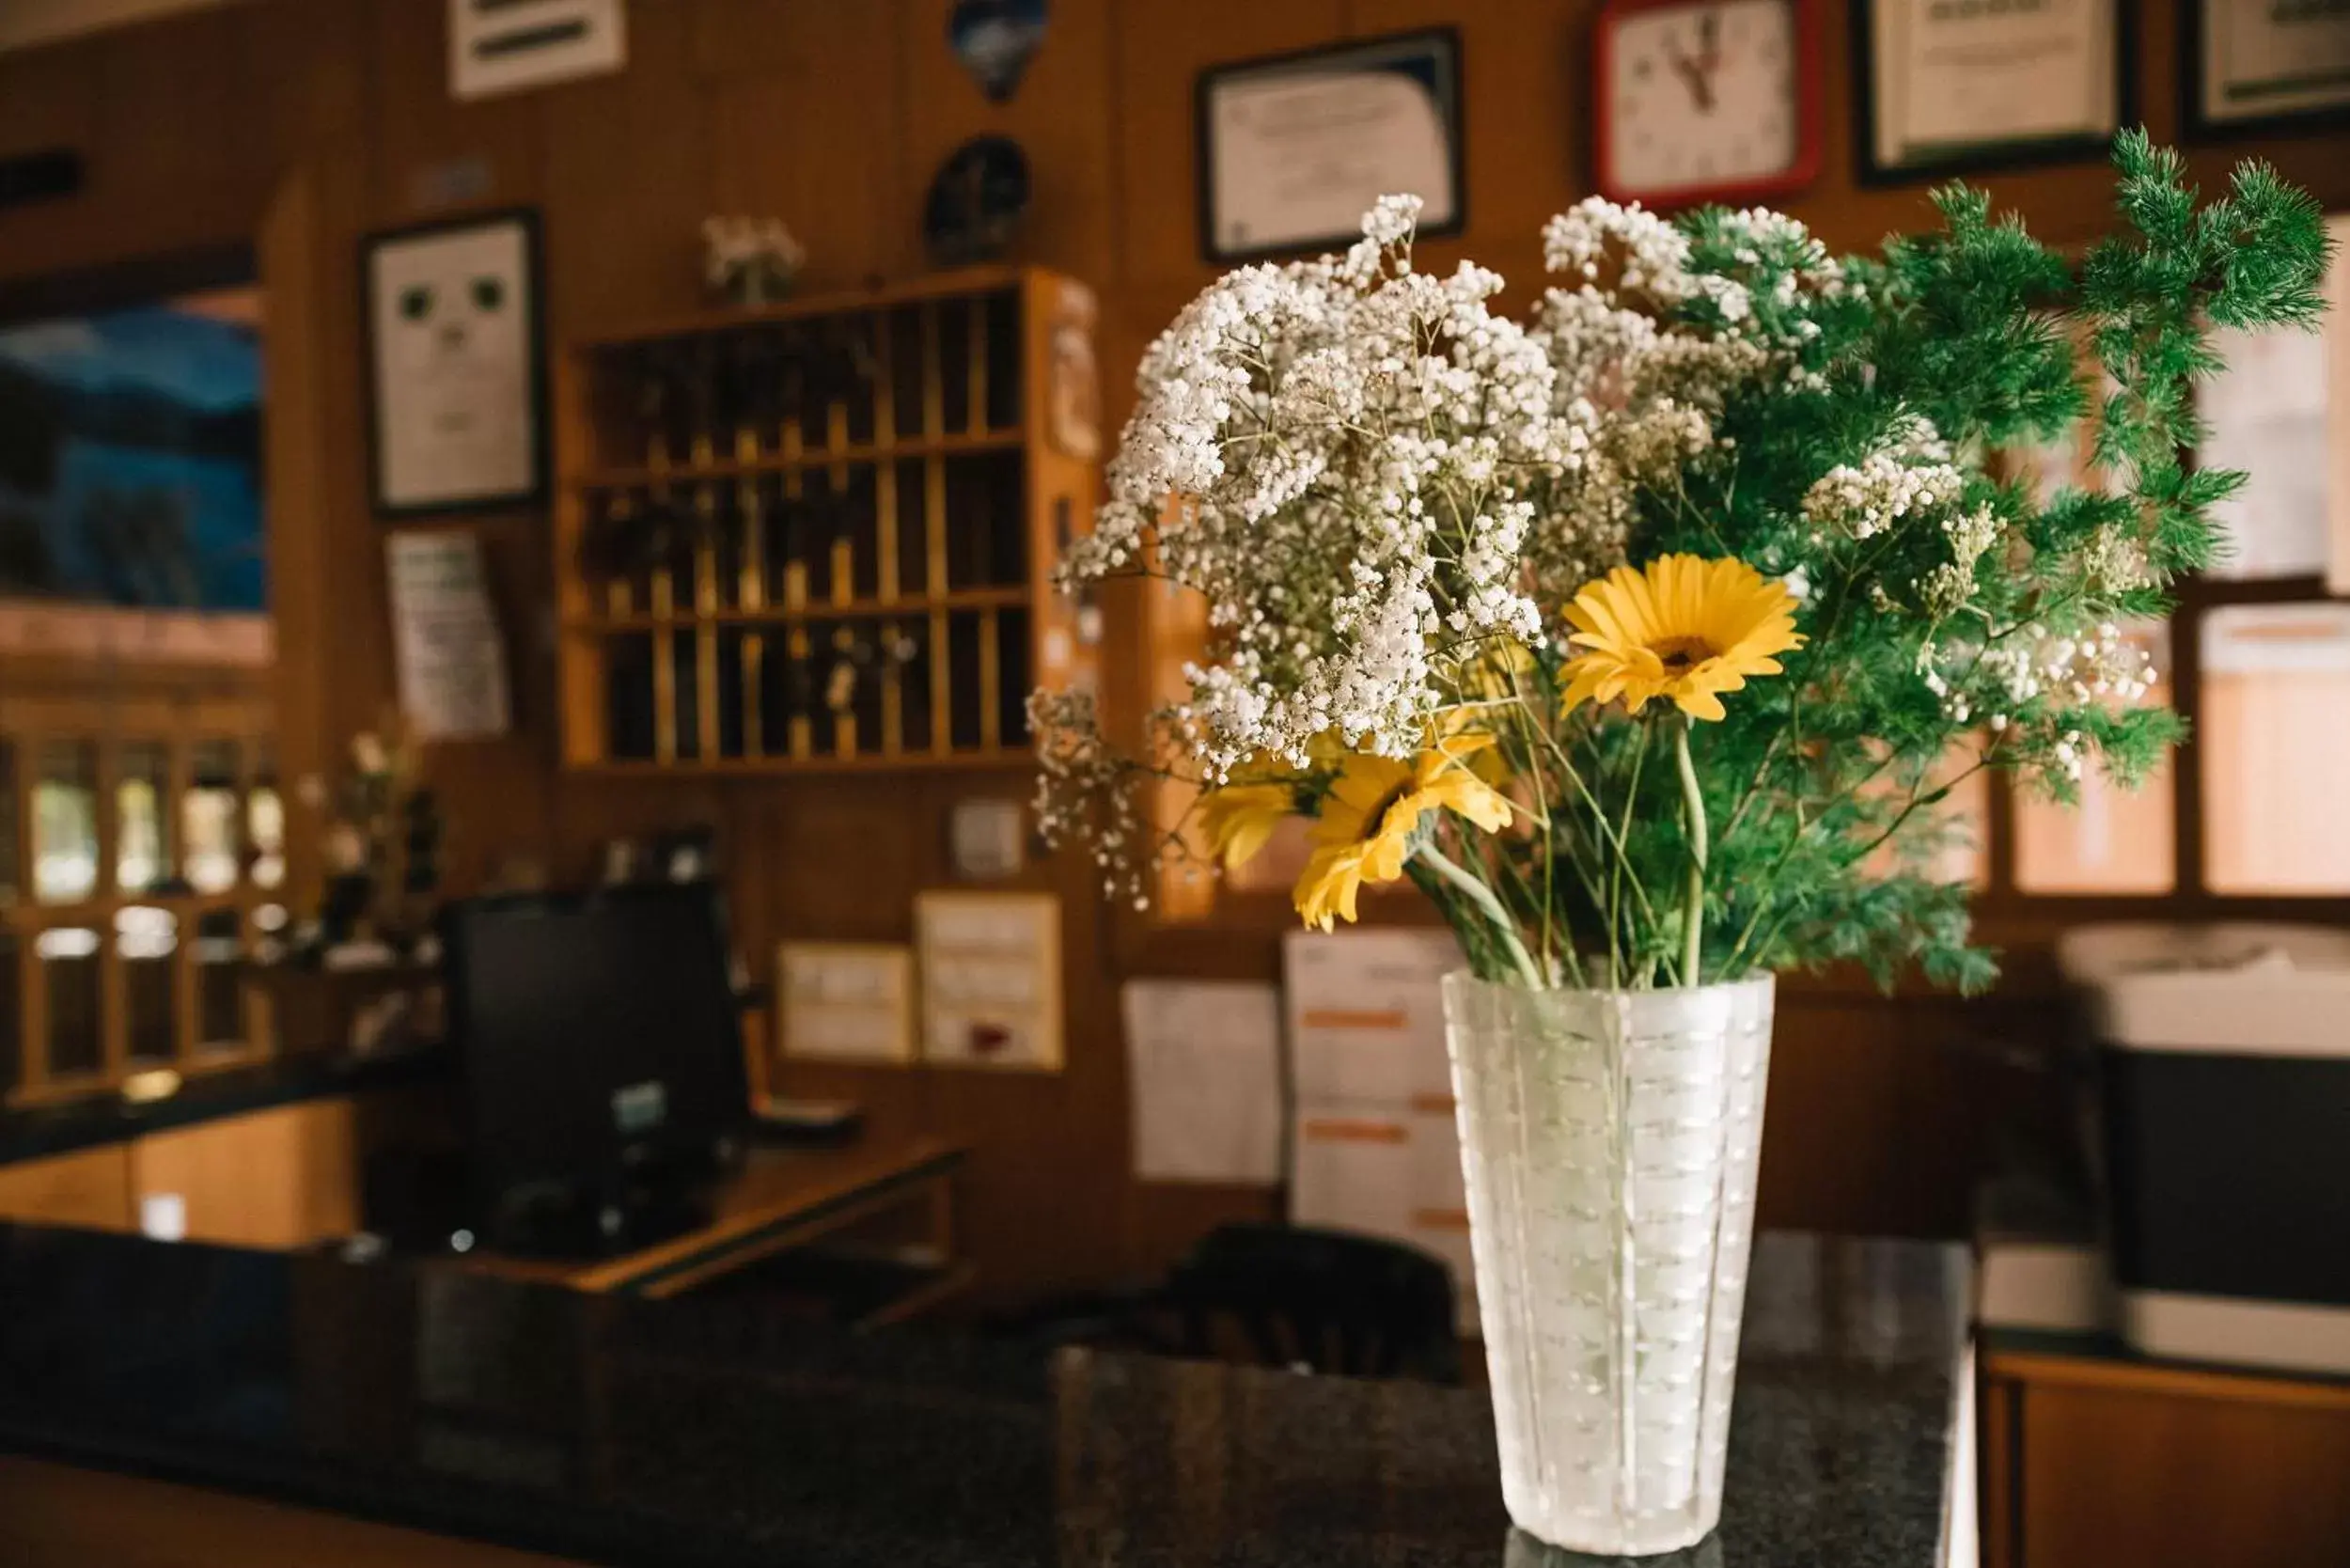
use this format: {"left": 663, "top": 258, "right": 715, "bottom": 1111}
{"left": 1556, "top": 554, "right": 1805, "bottom": 723}
{"left": 1292, "top": 737, "right": 1516, "bottom": 929}
{"left": 1196, "top": 783, "right": 1293, "bottom": 870}
{"left": 1294, "top": 843, "right": 1373, "bottom": 932}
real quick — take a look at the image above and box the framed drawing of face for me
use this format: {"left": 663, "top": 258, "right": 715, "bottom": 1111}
{"left": 363, "top": 209, "right": 547, "bottom": 517}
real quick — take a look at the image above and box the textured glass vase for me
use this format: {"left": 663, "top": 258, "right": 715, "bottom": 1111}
{"left": 1442, "top": 971, "right": 1776, "bottom": 1557}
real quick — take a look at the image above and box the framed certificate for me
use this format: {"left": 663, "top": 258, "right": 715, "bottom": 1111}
{"left": 1854, "top": 0, "right": 2128, "bottom": 183}
{"left": 1196, "top": 28, "right": 1465, "bottom": 263}
{"left": 362, "top": 209, "right": 547, "bottom": 518}
{"left": 2184, "top": 0, "right": 2350, "bottom": 140}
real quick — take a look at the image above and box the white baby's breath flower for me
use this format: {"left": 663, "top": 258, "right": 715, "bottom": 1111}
{"left": 1802, "top": 449, "right": 1966, "bottom": 541}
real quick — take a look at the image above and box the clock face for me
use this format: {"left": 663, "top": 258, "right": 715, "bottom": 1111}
{"left": 1604, "top": 0, "right": 1809, "bottom": 201}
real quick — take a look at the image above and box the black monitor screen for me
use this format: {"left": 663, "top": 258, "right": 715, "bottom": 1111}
{"left": 444, "top": 883, "right": 748, "bottom": 1212}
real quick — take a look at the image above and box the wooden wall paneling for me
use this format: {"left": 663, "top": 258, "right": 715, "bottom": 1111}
{"left": 540, "top": 0, "right": 709, "bottom": 332}
{"left": 0, "top": 40, "right": 102, "bottom": 281}
{"left": 234, "top": 0, "right": 369, "bottom": 162}
{"left": 0, "top": 1145, "right": 134, "bottom": 1231}
{"left": 0, "top": 13, "right": 263, "bottom": 280}
{"left": 258, "top": 161, "right": 342, "bottom": 914}
{"left": 546, "top": 774, "right": 732, "bottom": 886}
{"left": 86, "top": 7, "right": 259, "bottom": 243}
{"left": 1757, "top": 996, "right": 1927, "bottom": 1235}
{"left": 758, "top": 774, "right": 941, "bottom": 1197}
{"left": 365, "top": 0, "right": 547, "bottom": 221}
{"left": 702, "top": 1, "right": 912, "bottom": 289}
{"left": 895, "top": 0, "right": 1120, "bottom": 286}
{"left": 919, "top": 771, "right": 1132, "bottom": 1298}
{"left": 1757, "top": 991, "right": 2064, "bottom": 1238}
{"left": 0, "top": 31, "right": 99, "bottom": 160}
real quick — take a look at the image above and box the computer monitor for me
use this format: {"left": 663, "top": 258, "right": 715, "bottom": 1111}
{"left": 442, "top": 881, "right": 750, "bottom": 1255}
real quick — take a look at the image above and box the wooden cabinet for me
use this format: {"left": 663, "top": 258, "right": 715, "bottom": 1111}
{"left": 129, "top": 1098, "right": 358, "bottom": 1249}
{"left": 1985, "top": 1344, "right": 2350, "bottom": 1568}
{"left": 0, "top": 1145, "right": 133, "bottom": 1231}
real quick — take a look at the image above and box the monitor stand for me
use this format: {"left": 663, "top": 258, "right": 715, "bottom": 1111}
{"left": 483, "top": 1170, "right": 718, "bottom": 1261}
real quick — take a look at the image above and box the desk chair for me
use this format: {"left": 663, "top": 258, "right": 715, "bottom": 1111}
{"left": 1165, "top": 1224, "right": 1461, "bottom": 1383}
{"left": 1004, "top": 1224, "right": 1461, "bottom": 1384}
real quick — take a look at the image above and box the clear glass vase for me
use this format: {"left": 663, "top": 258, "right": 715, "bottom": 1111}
{"left": 1442, "top": 971, "right": 1776, "bottom": 1557}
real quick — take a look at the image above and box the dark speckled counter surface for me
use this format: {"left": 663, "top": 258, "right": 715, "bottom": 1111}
{"left": 0, "top": 1225, "right": 1968, "bottom": 1567}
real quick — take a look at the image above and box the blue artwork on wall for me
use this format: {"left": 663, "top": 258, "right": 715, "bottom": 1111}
{"left": 0, "top": 286, "right": 265, "bottom": 614}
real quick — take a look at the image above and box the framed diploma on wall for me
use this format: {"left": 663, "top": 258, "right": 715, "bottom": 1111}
{"left": 2184, "top": 0, "right": 2350, "bottom": 140}
{"left": 1854, "top": 0, "right": 2129, "bottom": 184}
{"left": 362, "top": 209, "right": 547, "bottom": 518}
{"left": 1196, "top": 28, "right": 1465, "bottom": 263}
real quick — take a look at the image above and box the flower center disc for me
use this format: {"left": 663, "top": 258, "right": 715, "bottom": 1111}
{"left": 1647, "top": 635, "right": 1717, "bottom": 673}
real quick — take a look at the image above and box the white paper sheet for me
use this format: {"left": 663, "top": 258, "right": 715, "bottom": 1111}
{"left": 1282, "top": 927, "right": 1462, "bottom": 1105}
{"left": 1289, "top": 1102, "right": 1416, "bottom": 1237}
{"left": 385, "top": 530, "right": 511, "bottom": 740}
{"left": 2203, "top": 321, "right": 2331, "bottom": 580}
{"left": 1122, "top": 979, "right": 1283, "bottom": 1185}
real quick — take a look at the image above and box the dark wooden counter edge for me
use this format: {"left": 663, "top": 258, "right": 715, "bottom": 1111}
{"left": 0, "top": 1043, "right": 455, "bottom": 1168}
{"left": 613, "top": 1145, "right": 968, "bottom": 1296}
{"left": 0, "top": 1417, "right": 692, "bottom": 1568}
{"left": 1981, "top": 1325, "right": 2350, "bottom": 1399}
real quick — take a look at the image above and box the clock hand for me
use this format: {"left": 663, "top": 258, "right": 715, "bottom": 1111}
{"left": 1666, "top": 14, "right": 1722, "bottom": 114}
{"left": 1668, "top": 48, "right": 1716, "bottom": 114}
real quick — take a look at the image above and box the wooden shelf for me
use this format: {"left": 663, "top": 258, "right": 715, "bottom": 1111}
{"left": 553, "top": 265, "right": 1101, "bottom": 776}
{"left": 578, "top": 748, "right": 1033, "bottom": 777}
{"left": 569, "top": 266, "right": 1030, "bottom": 352}
{"left": 572, "top": 430, "right": 1024, "bottom": 491}
{"left": 563, "top": 587, "right": 1028, "bottom": 634}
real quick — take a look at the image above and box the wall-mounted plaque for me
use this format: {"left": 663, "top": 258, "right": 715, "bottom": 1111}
{"left": 1197, "top": 28, "right": 1464, "bottom": 262}
{"left": 1855, "top": 0, "right": 2126, "bottom": 183}
{"left": 2184, "top": 0, "right": 2350, "bottom": 140}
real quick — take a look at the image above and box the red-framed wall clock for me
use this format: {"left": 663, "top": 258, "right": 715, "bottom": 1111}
{"left": 1593, "top": 0, "right": 1825, "bottom": 211}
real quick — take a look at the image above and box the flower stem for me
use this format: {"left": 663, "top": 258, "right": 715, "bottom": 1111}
{"left": 1675, "top": 716, "right": 1709, "bottom": 988}
{"left": 1417, "top": 842, "right": 1546, "bottom": 992}
{"left": 1608, "top": 718, "right": 1652, "bottom": 989}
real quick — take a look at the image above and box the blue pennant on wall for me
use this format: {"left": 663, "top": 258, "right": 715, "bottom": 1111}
{"left": 948, "top": 0, "right": 1048, "bottom": 104}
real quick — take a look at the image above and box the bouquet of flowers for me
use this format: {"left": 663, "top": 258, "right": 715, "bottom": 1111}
{"left": 1032, "top": 134, "right": 2331, "bottom": 995}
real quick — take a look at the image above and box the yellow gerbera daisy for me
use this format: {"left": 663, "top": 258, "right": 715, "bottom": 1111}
{"left": 1292, "top": 735, "right": 1513, "bottom": 931}
{"left": 1196, "top": 782, "right": 1295, "bottom": 870}
{"left": 1559, "top": 554, "right": 1805, "bottom": 722}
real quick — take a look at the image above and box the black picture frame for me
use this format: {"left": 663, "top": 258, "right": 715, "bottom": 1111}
{"left": 2179, "top": 0, "right": 2350, "bottom": 145}
{"left": 1851, "top": 0, "right": 2134, "bottom": 187}
{"left": 360, "top": 207, "right": 548, "bottom": 520}
{"left": 1195, "top": 26, "right": 1466, "bottom": 265}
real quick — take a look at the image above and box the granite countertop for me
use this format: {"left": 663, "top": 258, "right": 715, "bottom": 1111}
{"left": 0, "top": 1225, "right": 1968, "bottom": 1567}
{"left": 0, "top": 1042, "right": 453, "bottom": 1167}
